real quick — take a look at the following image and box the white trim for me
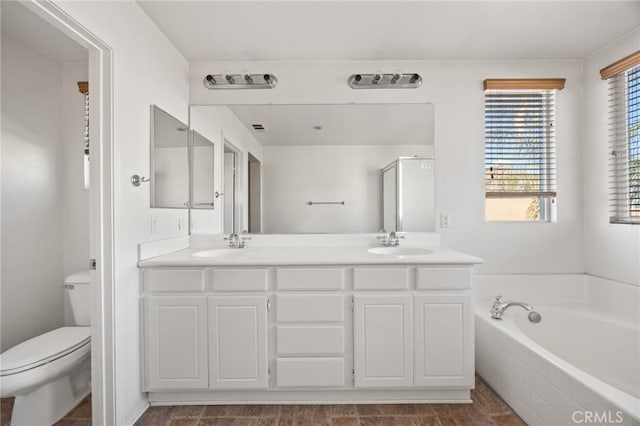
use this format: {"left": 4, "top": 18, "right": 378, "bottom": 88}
{"left": 124, "top": 398, "right": 150, "bottom": 426}
{"left": 138, "top": 236, "right": 190, "bottom": 261}
{"left": 19, "top": 2, "right": 116, "bottom": 425}
{"left": 148, "top": 389, "right": 472, "bottom": 405}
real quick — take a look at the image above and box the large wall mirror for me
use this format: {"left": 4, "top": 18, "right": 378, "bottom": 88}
{"left": 189, "top": 103, "right": 435, "bottom": 234}
{"left": 190, "top": 130, "right": 215, "bottom": 210}
{"left": 150, "top": 105, "right": 189, "bottom": 208}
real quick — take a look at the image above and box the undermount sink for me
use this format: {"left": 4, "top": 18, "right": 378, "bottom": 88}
{"left": 192, "top": 248, "right": 242, "bottom": 258}
{"left": 368, "top": 247, "right": 433, "bottom": 256}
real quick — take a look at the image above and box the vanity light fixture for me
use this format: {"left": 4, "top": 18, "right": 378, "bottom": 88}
{"left": 348, "top": 73, "right": 422, "bottom": 89}
{"left": 203, "top": 73, "right": 278, "bottom": 89}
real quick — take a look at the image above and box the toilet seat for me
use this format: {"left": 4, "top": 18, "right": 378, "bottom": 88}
{"left": 0, "top": 327, "right": 90, "bottom": 377}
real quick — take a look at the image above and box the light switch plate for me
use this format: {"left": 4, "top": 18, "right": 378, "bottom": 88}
{"left": 151, "top": 216, "right": 159, "bottom": 233}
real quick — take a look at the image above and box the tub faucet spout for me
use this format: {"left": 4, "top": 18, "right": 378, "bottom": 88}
{"left": 490, "top": 296, "right": 541, "bottom": 323}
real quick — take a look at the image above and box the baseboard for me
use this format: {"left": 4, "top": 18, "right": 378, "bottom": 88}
{"left": 124, "top": 397, "right": 150, "bottom": 426}
{"left": 148, "top": 389, "right": 471, "bottom": 405}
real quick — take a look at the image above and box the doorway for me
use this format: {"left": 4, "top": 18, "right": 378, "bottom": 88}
{"left": 248, "top": 153, "right": 262, "bottom": 233}
{"left": 8, "top": 1, "right": 115, "bottom": 424}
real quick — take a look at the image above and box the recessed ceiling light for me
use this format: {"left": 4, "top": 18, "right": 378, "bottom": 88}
{"left": 313, "top": 126, "right": 322, "bottom": 130}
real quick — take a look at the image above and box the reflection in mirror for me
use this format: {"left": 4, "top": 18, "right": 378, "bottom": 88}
{"left": 191, "top": 130, "right": 215, "bottom": 210}
{"left": 382, "top": 157, "right": 435, "bottom": 232}
{"left": 223, "top": 142, "right": 240, "bottom": 233}
{"left": 188, "top": 103, "right": 435, "bottom": 234}
{"left": 150, "top": 105, "right": 189, "bottom": 208}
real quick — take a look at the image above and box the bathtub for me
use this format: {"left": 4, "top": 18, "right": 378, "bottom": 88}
{"left": 475, "top": 304, "right": 640, "bottom": 426}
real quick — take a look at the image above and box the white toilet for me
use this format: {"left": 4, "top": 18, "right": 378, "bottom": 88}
{"left": 0, "top": 271, "right": 92, "bottom": 426}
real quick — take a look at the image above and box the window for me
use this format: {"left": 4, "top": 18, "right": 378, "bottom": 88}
{"left": 483, "top": 78, "right": 565, "bottom": 222}
{"left": 78, "top": 81, "right": 90, "bottom": 190}
{"left": 602, "top": 52, "right": 640, "bottom": 224}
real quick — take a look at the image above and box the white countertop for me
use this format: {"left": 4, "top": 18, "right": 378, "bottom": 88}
{"left": 138, "top": 245, "right": 483, "bottom": 267}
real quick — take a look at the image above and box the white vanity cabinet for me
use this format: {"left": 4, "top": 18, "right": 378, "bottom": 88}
{"left": 140, "top": 262, "right": 475, "bottom": 403}
{"left": 144, "top": 296, "right": 208, "bottom": 391}
{"left": 208, "top": 296, "right": 269, "bottom": 389}
{"left": 353, "top": 294, "right": 413, "bottom": 388}
{"left": 413, "top": 294, "right": 472, "bottom": 387}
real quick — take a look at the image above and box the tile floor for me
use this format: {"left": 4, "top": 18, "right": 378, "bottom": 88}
{"left": 1, "top": 394, "right": 92, "bottom": 426}
{"left": 1, "top": 377, "right": 525, "bottom": 426}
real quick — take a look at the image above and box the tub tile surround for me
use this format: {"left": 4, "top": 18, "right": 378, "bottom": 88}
{"left": 475, "top": 274, "right": 640, "bottom": 426}
{"left": 474, "top": 274, "right": 640, "bottom": 325}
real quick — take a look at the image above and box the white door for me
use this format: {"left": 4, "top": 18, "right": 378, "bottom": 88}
{"left": 353, "top": 295, "right": 413, "bottom": 388}
{"left": 144, "top": 296, "right": 208, "bottom": 390}
{"left": 414, "top": 294, "right": 473, "bottom": 387}
{"left": 209, "top": 296, "right": 268, "bottom": 389}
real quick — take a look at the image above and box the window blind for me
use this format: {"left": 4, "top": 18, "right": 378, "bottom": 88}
{"left": 484, "top": 90, "right": 556, "bottom": 199}
{"left": 608, "top": 65, "right": 640, "bottom": 223}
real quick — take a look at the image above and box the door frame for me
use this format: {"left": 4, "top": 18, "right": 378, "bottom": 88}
{"left": 247, "top": 152, "right": 262, "bottom": 233}
{"left": 21, "top": 2, "right": 116, "bottom": 424}
{"left": 223, "top": 139, "right": 242, "bottom": 233}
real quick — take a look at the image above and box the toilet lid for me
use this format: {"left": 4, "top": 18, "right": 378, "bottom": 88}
{"left": 0, "top": 327, "right": 91, "bottom": 376}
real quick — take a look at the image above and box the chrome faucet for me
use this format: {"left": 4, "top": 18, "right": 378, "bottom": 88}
{"left": 377, "top": 231, "right": 405, "bottom": 247}
{"left": 490, "top": 295, "right": 542, "bottom": 323}
{"left": 224, "top": 233, "right": 251, "bottom": 249}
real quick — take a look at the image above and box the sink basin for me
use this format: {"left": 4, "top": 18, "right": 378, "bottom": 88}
{"left": 368, "top": 247, "right": 433, "bottom": 256}
{"left": 192, "top": 249, "right": 242, "bottom": 258}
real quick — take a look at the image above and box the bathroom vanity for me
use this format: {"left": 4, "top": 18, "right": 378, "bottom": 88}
{"left": 138, "top": 241, "right": 481, "bottom": 405}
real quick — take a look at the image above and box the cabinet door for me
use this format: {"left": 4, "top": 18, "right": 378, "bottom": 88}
{"left": 209, "top": 296, "right": 268, "bottom": 389}
{"left": 144, "top": 296, "right": 208, "bottom": 390}
{"left": 414, "top": 294, "right": 473, "bottom": 387}
{"left": 353, "top": 295, "right": 413, "bottom": 388}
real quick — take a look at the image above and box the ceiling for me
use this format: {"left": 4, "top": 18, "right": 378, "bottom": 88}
{"left": 1, "top": 1, "right": 88, "bottom": 63}
{"left": 227, "top": 103, "right": 434, "bottom": 146}
{"left": 137, "top": 1, "right": 640, "bottom": 61}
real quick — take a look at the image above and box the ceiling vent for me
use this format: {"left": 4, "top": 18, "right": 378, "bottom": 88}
{"left": 251, "top": 124, "right": 266, "bottom": 132}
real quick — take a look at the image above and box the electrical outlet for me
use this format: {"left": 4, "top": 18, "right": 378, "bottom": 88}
{"left": 178, "top": 216, "right": 185, "bottom": 231}
{"left": 440, "top": 213, "right": 452, "bottom": 228}
{"left": 151, "top": 216, "right": 159, "bottom": 234}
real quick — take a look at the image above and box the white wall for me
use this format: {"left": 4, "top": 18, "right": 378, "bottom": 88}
{"left": 582, "top": 30, "right": 640, "bottom": 286}
{"left": 262, "top": 145, "right": 432, "bottom": 233}
{"left": 190, "top": 60, "right": 584, "bottom": 274}
{"left": 62, "top": 62, "right": 90, "bottom": 324}
{"left": 51, "top": 1, "right": 190, "bottom": 423}
{"left": 190, "top": 106, "right": 263, "bottom": 234}
{"left": 1, "top": 35, "right": 65, "bottom": 351}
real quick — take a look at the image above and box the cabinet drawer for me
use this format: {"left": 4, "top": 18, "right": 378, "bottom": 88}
{"left": 276, "top": 268, "right": 345, "bottom": 291}
{"left": 416, "top": 267, "right": 471, "bottom": 290}
{"left": 276, "top": 294, "right": 344, "bottom": 323}
{"left": 277, "top": 326, "right": 344, "bottom": 355}
{"left": 144, "top": 269, "right": 206, "bottom": 292}
{"left": 211, "top": 269, "right": 268, "bottom": 292}
{"left": 276, "top": 357, "right": 345, "bottom": 388}
{"left": 353, "top": 267, "right": 409, "bottom": 290}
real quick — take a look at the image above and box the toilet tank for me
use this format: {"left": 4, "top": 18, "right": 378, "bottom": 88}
{"left": 64, "top": 271, "right": 92, "bottom": 326}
